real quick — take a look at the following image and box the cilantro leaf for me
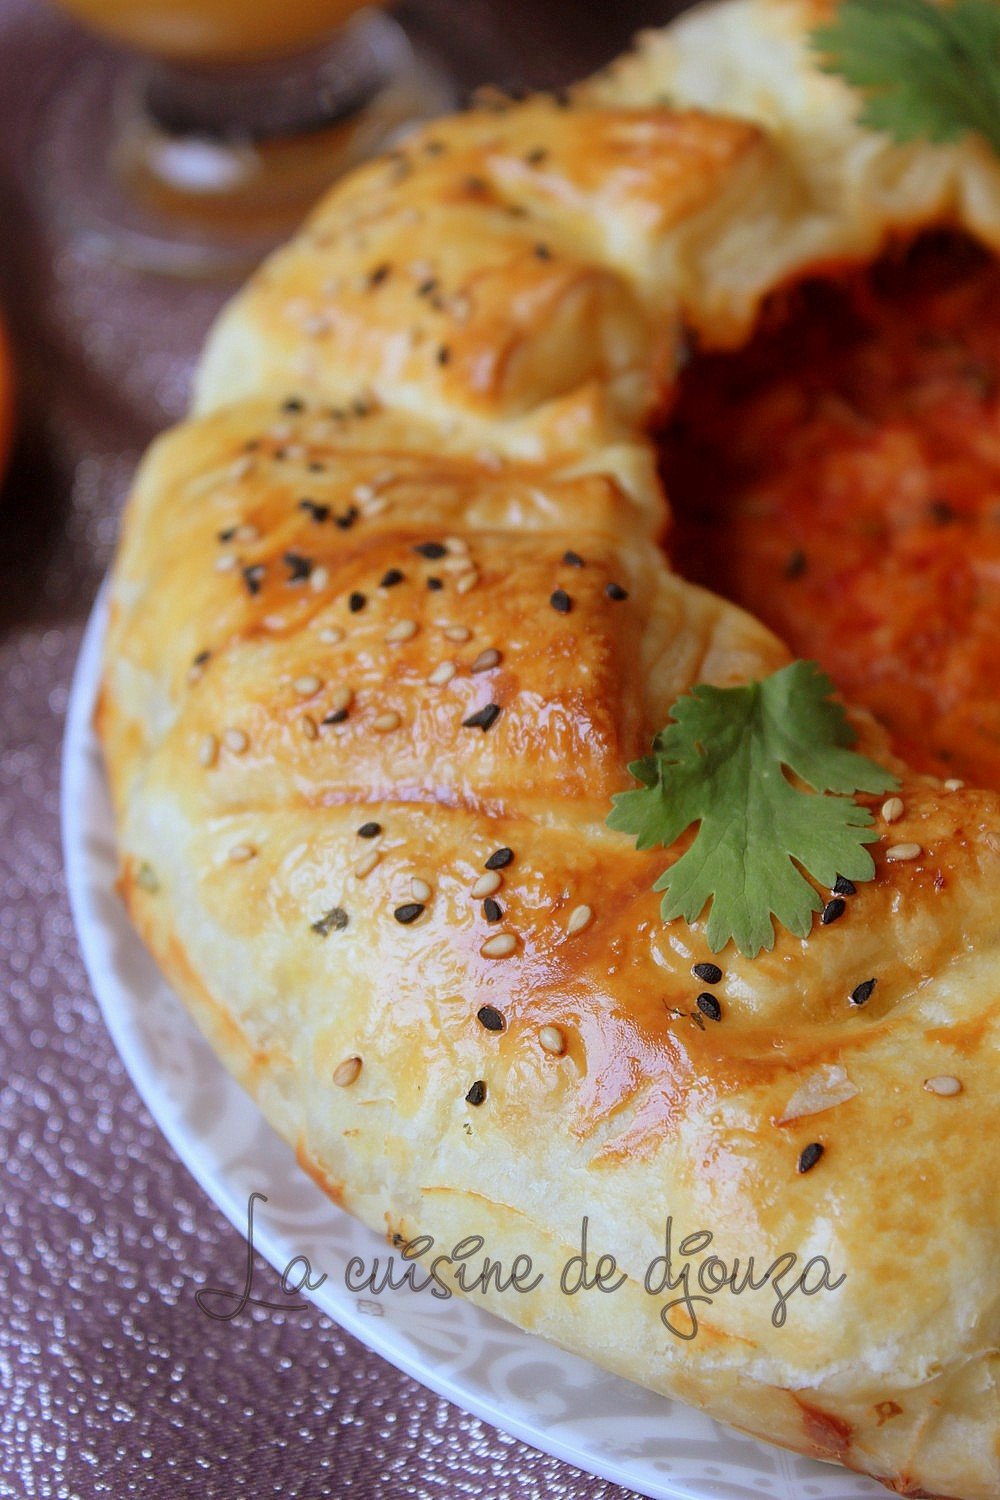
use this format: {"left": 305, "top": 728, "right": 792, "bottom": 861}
{"left": 607, "top": 662, "right": 899, "bottom": 958}
{"left": 811, "top": 0, "right": 1000, "bottom": 157}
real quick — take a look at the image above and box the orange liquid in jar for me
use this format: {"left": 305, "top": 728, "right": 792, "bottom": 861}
{"left": 52, "top": 0, "right": 382, "bottom": 64}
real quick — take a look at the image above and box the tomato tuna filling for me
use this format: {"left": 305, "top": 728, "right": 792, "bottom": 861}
{"left": 661, "top": 233, "right": 1000, "bottom": 790}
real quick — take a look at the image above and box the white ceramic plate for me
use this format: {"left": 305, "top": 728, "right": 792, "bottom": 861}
{"left": 62, "top": 588, "right": 887, "bottom": 1500}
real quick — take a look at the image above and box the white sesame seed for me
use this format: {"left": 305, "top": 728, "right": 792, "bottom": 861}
{"left": 470, "top": 648, "right": 500, "bottom": 674}
{"left": 303, "top": 312, "right": 331, "bottom": 337}
{"left": 373, "top": 711, "right": 401, "bottom": 734}
{"left": 284, "top": 442, "right": 306, "bottom": 462}
{"left": 299, "top": 714, "right": 318, "bottom": 741}
{"left": 318, "top": 626, "right": 345, "bottom": 645}
{"left": 481, "top": 932, "right": 516, "bottom": 959}
{"left": 353, "top": 483, "right": 376, "bottom": 503}
{"left": 885, "top": 842, "right": 922, "bottom": 863}
{"left": 214, "top": 553, "right": 238, "bottom": 573}
{"left": 270, "top": 422, "right": 293, "bottom": 442}
{"left": 450, "top": 294, "right": 472, "bottom": 325}
{"left": 539, "top": 1025, "right": 566, "bottom": 1056}
{"left": 923, "top": 1074, "right": 962, "bottom": 1096}
{"left": 410, "top": 877, "right": 432, "bottom": 902}
{"left": 262, "top": 614, "right": 286, "bottom": 632}
{"left": 310, "top": 566, "right": 330, "bottom": 593}
{"left": 475, "top": 448, "right": 503, "bottom": 471}
{"left": 187, "top": 660, "right": 207, "bottom": 685}
{"left": 443, "top": 625, "right": 471, "bottom": 643}
{"left": 329, "top": 685, "right": 353, "bottom": 714}
{"left": 471, "top": 871, "right": 502, "bottom": 898}
{"left": 442, "top": 555, "right": 473, "bottom": 574}
{"left": 233, "top": 523, "right": 259, "bottom": 543}
{"left": 428, "top": 660, "right": 457, "bottom": 686}
{"left": 333, "top": 1056, "right": 362, "bottom": 1088}
{"left": 228, "top": 843, "right": 256, "bottom": 863}
{"left": 222, "top": 727, "right": 249, "bottom": 754}
{"left": 455, "top": 571, "right": 479, "bottom": 595}
{"left": 354, "top": 849, "right": 381, "bottom": 879}
{"left": 944, "top": 778, "right": 965, "bottom": 791}
{"left": 228, "top": 454, "right": 254, "bottom": 481}
{"left": 881, "top": 796, "right": 904, "bottom": 823}
{"left": 443, "top": 536, "right": 470, "bottom": 554}
{"left": 198, "top": 733, "right": 218, "bottom": 768}
{"left": 385, "top": 619, "right": 418, "bottom": 644}
{"left": 293, "top": 674, "right": 323, "bottom": 696}
{"left": 566, "top": 904, "right": 593, "bottom": 936}
{"left": 364, "top": 496, "right": 389, "bottom": 517}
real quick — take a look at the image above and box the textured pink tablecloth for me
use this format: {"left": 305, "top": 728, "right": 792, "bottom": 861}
{"left": 0, "top": 0, "right": 686, "bottom": 1494}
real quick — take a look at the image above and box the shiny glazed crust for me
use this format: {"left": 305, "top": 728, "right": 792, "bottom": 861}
{"left": 99, "top": 3, "right": 1000, "bottom": 1495}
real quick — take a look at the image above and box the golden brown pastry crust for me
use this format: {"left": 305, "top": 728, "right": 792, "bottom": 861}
{"left": 100, "top": 3, "right": 1000, "bottom": 1495}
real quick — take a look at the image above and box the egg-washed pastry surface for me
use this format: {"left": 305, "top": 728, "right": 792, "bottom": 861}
{"left": 100, "top": 3, "right": 1000, "bottom": 1495}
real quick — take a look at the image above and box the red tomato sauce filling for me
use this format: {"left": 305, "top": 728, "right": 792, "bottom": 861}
{"left": 660, "top": 233, "right": 1000, "bottom": 789}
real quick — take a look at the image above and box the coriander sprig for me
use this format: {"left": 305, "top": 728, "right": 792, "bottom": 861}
{"left": 812, "top": 0, "right": 1000, "bottom": 157}
{"left": 607, "top": 662, "right": 899, "bottom": 958}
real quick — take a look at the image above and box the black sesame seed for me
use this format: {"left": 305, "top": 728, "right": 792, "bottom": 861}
{"left": 311, "top": 906, "right": 349, "bottom": 936}
{"left": 413, "top": 541, "right": 447, "bottom": 559}
{"left": 334, "top": 506, "right": 359, "bottom": 530}
{"left": 483, "top": 897, "right": 503, "bottom": 923}
{"left": 322, "top": 708, "right": 350, "bottom": 725}
{"left": 476, "top": 1005, "right": 505, "bottom": 1032}
{"left": 357, "top": 822, "right": 382, "bottom": 839}
{"left": 218, "top": 526, "right": 237, "bottom": 542}
{"left": 380, "top": 568, "right": 405, "bottom": 588}
{"left": 368, "top": 262, "right": 391, "bottom": 288}
{"left": 605, "top": 582, "right": 629, "bottom": 601}
{"left": 242, "top": 564, "right": 265, "bottom": 596}
{"left": 485, "top": 847, "right": 513, "bottom": 870}
{"left": 562, "top": 549, "right": 585, "bottom": 567}
{"left": 192, "top": 649, "right": 211, "bottom": 668}
{"left": 695, "top": 993, "right": 722, "bottom": 1022}
{"left": 462, "top": 703, "right": 502, "bottom": 731}
{"left": 299, "top": 499, "right": 330, "bottom": 523}
{"left": 307, "top": 461, "right": 326, "bottom": 473}
{"left": 526, "top": 147, "right": 549, "bottom": 165}
{"left": 436, "top": 345, "right": 451, "bottom": 366}
{"left": 784, "top": 549, "right": 808, "bottom": 580}
{"left": 348, "top": 591, "right": 367, "bottom": 613}
{"left": 534, "top": 243, "right": 552, "bottom": 260}
{"left": 352, "top": 399, "right": 370, "bottom": 418}
{"left": 284, "top": 551, "right": 313, "bottom": 583}
{"left": 550, "top": 588, "right": 572, "bottom": 614}
{"left": 281, "top": 397, "right": 304, "bottom": 413}
{"left": 821, "top": 897, "right": 846, "bottom": 926}
{"left": 850, "top": 977, "right": 877, "bottom": 1007}
{"left": 426, "top": 576, "right": 443, "bottom": 591}
{"left": 417, "top": 278, "right": 439, "bottom": 297}
{"left": 692, "top": 962, "right": 723, "bottom": 985}
{"left": 797, "top": 1142, "right": 824, "bottom": 1174}
{"left": 833, "top": 876, "right": 857, "bottom": 897}
{"left": 465, "top": 1080, "right": 487, "bottom": 1106}
{"left": 393, "top": 902, "right": 425, "bottom": 925}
